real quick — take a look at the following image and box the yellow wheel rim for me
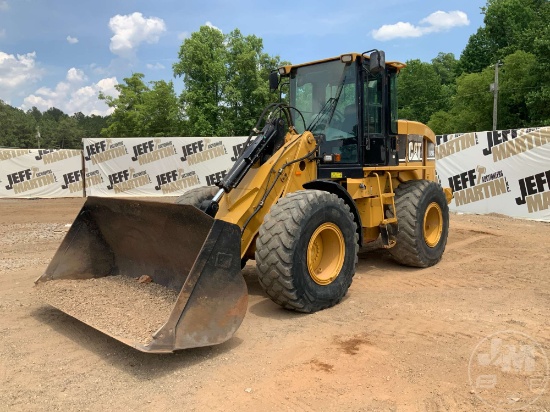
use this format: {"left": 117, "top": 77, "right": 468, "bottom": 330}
{"left": 307, "top": 223, "right": 345, "bottom": 285}
{"left": 424, "top": 202, "right": 443, "bottom": 247}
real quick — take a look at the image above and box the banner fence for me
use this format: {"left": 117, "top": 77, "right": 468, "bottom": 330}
{"left": 1, "top": 127, "right": 548, "bottom": 221}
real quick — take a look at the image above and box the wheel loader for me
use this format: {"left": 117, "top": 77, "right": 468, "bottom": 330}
{"left": 36, "top": 50, "right": 453, "bottom": 353}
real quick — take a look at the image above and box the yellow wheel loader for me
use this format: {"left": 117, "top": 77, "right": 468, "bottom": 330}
{"left": 36, "top": 50, "right": 452, "bottom": 353}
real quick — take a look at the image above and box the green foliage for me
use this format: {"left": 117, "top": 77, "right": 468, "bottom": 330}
{"left": 173, "top": 25, "right": 285, "bottom": 137}
{"left": 4, "top": 2, "right": 550, "bottom": 146}
{"left": 173, "top": 26, "right": 226, "bottom": 137}
{"left": 498, "top": 50, "right": 538, "bottom": 129}
{"left": 221, "top": 29, "right": 282, "bottom": 135}
{"left": 431, "top": 53, "right": 459, "bottom": 86}
{"left": 99, "top": 73, "right": 182, "bottom": 137}
{"left": 451, "top": 68, "right": 494, "bottom": 133}
{"left": 72, "top": 112, "right": 109, "bottom": 138}
{"left": 0, "top": 100, "right": 107, "bottom": 149}
{"left": 0, "top": 101, "right": 38, "bottom": 148}
{"left": 427, "top": 0, "right": 550, "bottom": 133}
{"left": 397, "top": 59, "right": 446, "bottom": 124}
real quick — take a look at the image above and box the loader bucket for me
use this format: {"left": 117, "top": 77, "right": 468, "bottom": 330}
{"left": 35, "top": 197, "right": 248, "bottom": 353}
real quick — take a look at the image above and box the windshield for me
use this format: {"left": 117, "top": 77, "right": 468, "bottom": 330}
{"left": 290, "top": 60, "right": 358, "bottom": 163}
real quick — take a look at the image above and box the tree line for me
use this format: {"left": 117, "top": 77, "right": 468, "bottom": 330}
{"left": 1, "top": 0, "right": 548, "bottom": 150}
{"left": 0, "top": 103, "right": 108, "bottom": 150}
{"left": 400, "top": 0, "right": 549, "bottom": 134}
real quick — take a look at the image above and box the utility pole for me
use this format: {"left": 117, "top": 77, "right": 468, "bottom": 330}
{"left": 490, "top": 61, "right": 502, "bottom": 131}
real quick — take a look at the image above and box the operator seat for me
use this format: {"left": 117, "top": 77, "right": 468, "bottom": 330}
{"left": 341, "top": 104, "right": 357, "bottom": 136}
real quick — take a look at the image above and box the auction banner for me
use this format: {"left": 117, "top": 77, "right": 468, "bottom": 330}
{"left": 435, "top": 126, "right": 550, "bottom": 222}
{"left": 0, "top": 148, "right": 84, "bottom": 198}
{"left": 82, "top": 136, "right": 248, "bottom": 197}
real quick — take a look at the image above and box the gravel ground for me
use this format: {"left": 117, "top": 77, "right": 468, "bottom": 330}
{"left": 0, "top": 197, "right": 549, "bottom": 412}
{"left": 36, "top": 276, "right": 179, "bottom": 345}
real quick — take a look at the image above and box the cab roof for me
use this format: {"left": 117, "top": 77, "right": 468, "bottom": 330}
{"left": 279, "top": 53, "right": 406, "bottom": 75}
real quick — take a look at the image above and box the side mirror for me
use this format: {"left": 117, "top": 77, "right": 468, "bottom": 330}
{"left": 269, "top": 71, "right": 279, "bottom": 92}
{"left": 370, "top": 50, "right": 386, "bottom": 74}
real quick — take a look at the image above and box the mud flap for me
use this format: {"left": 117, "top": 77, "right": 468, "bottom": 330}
{"left": 35, "top": 197, "right": 247, "bottom": 353}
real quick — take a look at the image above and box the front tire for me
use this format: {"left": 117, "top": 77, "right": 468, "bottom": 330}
{"left": 255, "top": 190, "right": 358, "bottom": 313}
{"left": 174, "top": 186, "right": 218, "bottom": 207}
{"left": 389, "top": 180, "right": 449, "bottom": 267}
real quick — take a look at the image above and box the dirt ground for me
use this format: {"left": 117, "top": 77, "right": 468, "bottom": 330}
{"left": 0, "top": 197, "right": 549, "bottom": 412}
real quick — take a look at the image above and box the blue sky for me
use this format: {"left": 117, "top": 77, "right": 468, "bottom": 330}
{"left": 0, "top": 0, "right": 487, "bottom": 116}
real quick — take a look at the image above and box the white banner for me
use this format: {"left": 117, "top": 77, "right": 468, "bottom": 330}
{"left": 82, "top": 136, "right": 248, "bottom": 197}
{"left": 0, "top": 148, "right": 84, "bottom": 198}
{"left": 3, "top": 128, "right": 548, "bottom": 224}
{"left": 435, "top": 126, "right": 550, "bottom": 222}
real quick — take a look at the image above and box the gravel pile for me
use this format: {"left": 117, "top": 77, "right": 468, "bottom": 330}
{"left": 36, "top": 275, "right": 179, "bottom": 345}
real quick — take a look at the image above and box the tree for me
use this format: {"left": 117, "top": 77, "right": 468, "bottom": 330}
{"left": 398, "top": 59, "right": 445, "bottom": 124}
{"left": 72, "top": 112, "right": 109, "bottom": 138}
{"left": 0, "top": 101, "right": 37, "bottom": 148}
{"left": 457, "top": 27, "right": 496, "bottom": 74}
{"left": 99, "top": 73, "right": 183, "bottom": 137}
{"left": 498, "top": 51, "right": 538, "bottom": 129}
{"left": 221, "top": 29, "right": 283, "bottom": 135}
{"left": 173, "top": 25, "right": 285, "bottom": 137}
{"left": 173, "top": 25, "right": 226, "bottom": 137}
{"left": 99, "top": 73, "right": 148, "bottom": 137}
{"left": 445, "top": 0, "right": 550, "bottom": 131}
{"left": 141, "top": 80, "right": 183, "bottom": 136}
{"left": 450, "top": 69, "right": 494, "bottom": 133}
{"left": 431, "top": 53, "right": 458, "bottom": 86}
{"left": 459, "top": 0, "right": 550, "bottom": 74}
{"left": 483, "top": 0, "right": 539, "bottom": 58}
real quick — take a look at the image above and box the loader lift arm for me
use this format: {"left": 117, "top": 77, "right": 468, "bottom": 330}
{"left": 201, "top": 115, "right": 283, "bottom": 217}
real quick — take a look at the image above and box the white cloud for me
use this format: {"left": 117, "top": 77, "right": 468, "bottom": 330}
{"left": 66, "top": 67, "right": 86, "bottom": 82}
{"left": 0, "top": 1, "right": 8, "bottom": 11}
{"left": 420, "top": 11, "right": 469, "bottom": 31}
{"left": 372, "top": 22, "right": 424, "bottom": 41}
{"left": 0, "top": 51, "right": 42, "bottom": 89}
{"left": 146, "top": 62, "right": 165, "bottom": 70}
{"left": 66, "top": 35, "right": 79, "bottom": 44}
{"left": 21, "top": 68, "right": 119, "bottom": 116}
{"left": 372, "top": 10, "right": 470, "bottom": 41}
{"left": 109, "top": 12, "right": 166, "bottom": 59}
{"left": 205, "top": 21, "right": 222, "bottom": 32}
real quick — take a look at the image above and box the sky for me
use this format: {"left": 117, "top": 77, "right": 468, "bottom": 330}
{"left": 0, "top": 0, "right": 488, "bottom": 117}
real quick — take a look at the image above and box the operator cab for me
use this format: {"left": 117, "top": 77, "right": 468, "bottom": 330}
{"left": 274, "top": 51, "right": 403, "bottom": 179}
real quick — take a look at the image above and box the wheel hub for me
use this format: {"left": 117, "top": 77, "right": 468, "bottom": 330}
{"left": 307, "top": 223, "right": 345, "bottom": 285}
{"left": 424, "top": 202, "right": 443, "bottom": 247}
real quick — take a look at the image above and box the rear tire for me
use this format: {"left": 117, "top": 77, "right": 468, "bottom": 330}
{"left": 389, "top": 180, "right": 449, "bottom": 267}
{"left": 255, "top": 190, "right": 358, "bottom": 313}
{"left": 174, "top": 186, "right": 218, "bottom": 207}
